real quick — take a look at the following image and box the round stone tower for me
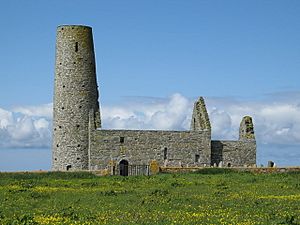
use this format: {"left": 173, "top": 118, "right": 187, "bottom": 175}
{"left": 52, "top": 25, "right": 101, "bottom": 171}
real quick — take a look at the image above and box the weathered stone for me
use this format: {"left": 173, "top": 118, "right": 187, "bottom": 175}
{"left": 89, "top": 129, "right": 212, "bottom": 170}
{"left": 211, "top": 140, "right": 256, "bottom": 167}
{"left": 52, "top": 25, "right": 101, "bottom": 171}
{"left": 52, "top": 25, "right": 257, "bottom": 173}
{"left": 149, "top": 160, "right": 160, "bottom": 175}
{"left": 218, "top": 161, "right": 223, "bottom": 168}
{"left": 190, "top": 97, "right": 211, "bottom": 132}
{"left": 239, "top": 116, "right": 255, "bottom": 140}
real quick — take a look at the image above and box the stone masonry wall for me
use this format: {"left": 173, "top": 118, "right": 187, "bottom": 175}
{"left": 211, "top": 140, "right": 256, "bottom": 167}
{"left": 190, "top": 97, "right": 211, "bottom": 131}
{"left": 89, "top": 129, "right": 211, "bottom": 170}
{"left": 52, "top": 25, "right": 101, "bottom": 171}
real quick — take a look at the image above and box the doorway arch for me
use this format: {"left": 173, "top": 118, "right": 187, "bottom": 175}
{"left": 119, "top": 160, "right": 129, "bottom": 176}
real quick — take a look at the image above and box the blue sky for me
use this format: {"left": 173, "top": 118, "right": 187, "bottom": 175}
{"left": 0, "top": 1, "right": 300, "bottom": 170}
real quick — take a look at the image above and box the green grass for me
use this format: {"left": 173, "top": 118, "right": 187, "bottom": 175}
{"left": 0, "top": 170, "right": 300, "bottom": 224}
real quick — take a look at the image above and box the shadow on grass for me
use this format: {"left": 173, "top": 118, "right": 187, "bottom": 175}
{"left": 193, "top": 168, "right": 239, "bottom": 175}
{"left": 0, "top": 171, "right": 97, "bottom": 180}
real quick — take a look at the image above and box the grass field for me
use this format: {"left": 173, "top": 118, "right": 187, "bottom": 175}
{"left": 0, "top": 169, "right": 300, "bottom": 225}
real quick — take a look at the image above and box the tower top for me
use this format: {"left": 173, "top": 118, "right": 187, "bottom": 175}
{"left": 57, "top": 25, "right": 92, "bottom": 29}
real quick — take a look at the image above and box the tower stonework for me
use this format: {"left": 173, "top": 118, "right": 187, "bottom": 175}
{"left": 52, "top": 25, "right": 101, "bottom": 171}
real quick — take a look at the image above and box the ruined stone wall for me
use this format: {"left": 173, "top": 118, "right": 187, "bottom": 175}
{"left": 190, "top": 97, "right": 211, "bottom": 132}
{"left": 89, "top": 129, "right": 211, "bottom": 170}
{"left": 52, "top": 25, "right": 101, "bottom": 171}
{"left": 51, "top": 24, "right": 257, "bottom": 172}
{"left": 211, "top": 140, "right": 256, "bottom": 167}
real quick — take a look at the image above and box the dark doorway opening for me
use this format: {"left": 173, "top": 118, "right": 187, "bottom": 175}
{"left": 119, "top": 160, "right": 129, "bottom": 176}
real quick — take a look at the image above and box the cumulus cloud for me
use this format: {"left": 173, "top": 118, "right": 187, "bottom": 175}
{"left": 0, "top": 106, "right": 52, "bottom": 148}
{"left": 13, "top": 103, "right": 52, "bottom": 118}
{"left": 206, "top": 97, "right": 300, "bottom": 145}
{"left": 1, "top": 92, "right": 300, "bottom": 148}
{"left": 102, "top": 92, "right": 300, "bottom": 146}
{"left": 102, "top": 93, "right": 192, "bottom": 130}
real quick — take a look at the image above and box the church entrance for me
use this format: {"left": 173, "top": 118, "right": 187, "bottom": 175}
{"left": 119, "top": 160, "right": 129, "bottom": 176}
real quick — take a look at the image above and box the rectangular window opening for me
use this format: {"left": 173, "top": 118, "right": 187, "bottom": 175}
{"left": 195, "top": 154, "right": 200, "bottom": 163}
{"left": 75, "top": 42, "right": 78, "bottom": 52}
{"left": 120, "top": 137, "right": 125, "bottom": 143}
{"left": 163, "top": 147, "right": 167, "bottom": 160}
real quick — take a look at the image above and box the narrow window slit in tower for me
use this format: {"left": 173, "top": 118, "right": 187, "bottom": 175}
{"left": 164, "top": 148, "right": 167, "bottom": 160}
{"left": 195, "top": 154, "right": 200, "bottom": 163}
{"left": 120, "top": 137, "right": 124, "bottom": 143}
{"left": 75, "top": 42, "right": 78, "bottom": 52}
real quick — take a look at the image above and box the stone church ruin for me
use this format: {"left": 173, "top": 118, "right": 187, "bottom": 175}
{"left": 52, "top": 25, "right": 256, "bottom": 174}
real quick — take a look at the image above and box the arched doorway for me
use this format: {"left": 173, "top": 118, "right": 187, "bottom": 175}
{"left": 119, "top": 160, "right": 129, "bottom": 176}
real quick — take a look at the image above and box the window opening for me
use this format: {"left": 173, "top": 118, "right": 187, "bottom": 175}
{"left": 195, "top": 154, "right": 200, "bottom": 163}
{"left": 75, "top": 42, "right": 78, "bottom": 52}
{"left": 163, "top": 148, "right": 167, "bottom": 160}
{"left": 120, "top": 137, "right": 124, "bottom": 143}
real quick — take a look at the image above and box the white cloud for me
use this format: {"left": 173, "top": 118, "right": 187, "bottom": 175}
{"left": 102, "top": 93, "right": 300, "bottom": 146}
{"left": 205, "top": 96, "right": 300, "bottom": 145}
{"left": 0, "top": 92, "right": 300, "bottom": 148}
{"left": 102, "top": 93, "right": 192, "bottom": 130}
{"left": 0, "top": 106, "right": 52, "bottom": 148}
{"left": 13, "top": 103, "right": 52, "bottom": 118}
